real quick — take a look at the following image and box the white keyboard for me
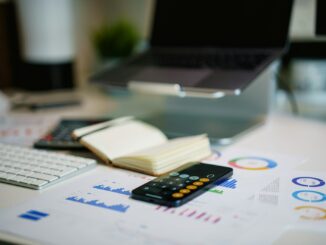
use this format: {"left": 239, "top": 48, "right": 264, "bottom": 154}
{"left": 0, "top": 143, "right": 97, "bottom": 189}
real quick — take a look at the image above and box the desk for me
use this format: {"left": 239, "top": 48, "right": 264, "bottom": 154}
{"left": 1, "top": 87, "right": 326, "bottom": 244}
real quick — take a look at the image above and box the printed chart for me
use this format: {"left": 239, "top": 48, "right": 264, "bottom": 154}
{"left": 93, "top": 184, "right": 131, "bottom": 196}
{"left": 19, "top": 210, "right": 49, "bottom": 221}
{"left": 208, "top": 178, "right": 238, "bottom": 195}
{"left": 290, "top": 175, "right": 326, "bottom": 220}
{"left": 0, "top": 152, "right": 316, "bottom": 245}
{"left": 292, "top": 177, "right": 325, "bottom": 187}
{"left": 228, "top": 157, "right": 277, "bottom": 170}
{"left": 294, "top": 206, "right": 326, "bottom": 220}
{"left": 66, "top": 196, "right": 130, "bottom": 213}
{"left": 0, "top": 115, "right": 57, "bottom": 146}
{"left": 202, "top": 150, "right": 221, "bottom": 164}
{"left": 215, "top": 178, "right": 237, "bottom": 189}
{"left": 292, "top": 190, "right": 326, "bottom": 203}
{"left": 64, "top": 177, "right": 135, "bottom": 214}
{"left": 155, "top": 205, "right": 221, "bottom": 224}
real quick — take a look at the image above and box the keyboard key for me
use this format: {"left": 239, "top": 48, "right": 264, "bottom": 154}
{"left": 11, "top": 175, "right": 27, "bottom": 182}
{"left": 6, "top": 173, "right": 18, "bottom": 181}
{"left": 57, "top": 167, "right": 77, "bottom": 177}
{"left": 31, "top": 173, "right": 58, "bottom": 182}
{"left": 23, "top": 178, "right": 49, "bottom": 187}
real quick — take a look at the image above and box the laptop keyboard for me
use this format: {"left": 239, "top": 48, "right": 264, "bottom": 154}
{"left": 135, "top": 52, "right": 268, "bottom": 70}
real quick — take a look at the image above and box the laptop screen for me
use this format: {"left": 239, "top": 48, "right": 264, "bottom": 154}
{"left": 151, "top": 0, "right": 293, "bottom": 48}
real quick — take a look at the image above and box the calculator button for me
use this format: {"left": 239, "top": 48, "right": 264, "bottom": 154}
{"left": 170, "top": 187, "right": 178, "bottom": 191}
{"left": 177, "top": 183, "right": 185, "bottom": 187}
{"left": 186, "top": 185, "right": 197, "bottom": 190}
{"left": 189, "top": 176, "right": 199, "bottom": 180}
{"left": 193, "top": 181, "right": 204, "bottom": 186}
{"left": 207, "top": 174, "right": 215, "bottom": 178}
{"left": 180, "top": 174, "right": 189, "bottom": 179}
{"left": 185, "top": 180, "right": 192, "bottom": 184}
{"left": 145, "top": 187, "right": 161, "bottom": 194}
{"left": 169, "top": 172, "right": 179, "bottom": 177}
{"left": 149, "top": 182, "right": 159, "bottom": 187}
{"left": 179, "top": 189, "right": 190, "bottom": 194}
{"left": 172, "top": 193, "right": 184, "bottom": 198}
{"left": 200, "top": 178, "right": 210, "bottom": 182}
{"left": 162, "top": 191, "right": 170, "bottom": 196}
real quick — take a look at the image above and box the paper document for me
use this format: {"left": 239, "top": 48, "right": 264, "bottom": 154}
{"left": 237, "top": 171, "right": 326, "bottom": 245}
{"left": 201, "top": 148, "right": 306, "bottom": 203}
{"left": 0, "top": 147, "right": 312, "bottom": 244}
{"left": 0, "top": 114, "right": 57, "bottom": 146}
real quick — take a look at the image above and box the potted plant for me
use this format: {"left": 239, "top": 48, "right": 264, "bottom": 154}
{"left": 93, "top": 20, "right": 140, "bottom": 60}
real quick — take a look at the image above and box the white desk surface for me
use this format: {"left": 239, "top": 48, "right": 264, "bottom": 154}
{"left": 1, "top": 87, "right": 326, "bottom": 244}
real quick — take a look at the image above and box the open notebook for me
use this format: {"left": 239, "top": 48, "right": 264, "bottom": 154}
{"left": 72, "top": 118, "right": 211, "bottom": 175}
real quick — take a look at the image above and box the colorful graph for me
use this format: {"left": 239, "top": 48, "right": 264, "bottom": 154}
{"left": 228, "top": 156, "right": 277, "bottom": 170}
{"left": 202, "top": 150, "right": 221, "bottom": 164}
{"left": 155, "top": 206, "right": 221, "bottom": 224}
{"left": 214, "top": 178, "right": 237, "bottom": 189}
{"left": 294, "top": 206, "right": 326, "bottom": 220}
{"left": 93, "top": 184, "right": 131, "bottom": 196}
{"left": 292, "top": 177, "right": 325, "bottom": 187}
{"left": 292, "top": 190, "right": 326, "bottom": 203}
{"left": 18, "top": 210, "right": 49, "bottom": 221}
{"left": 208, "top": 189, "right": 224, "bottom": 195}
{"left": 66, "top": 196, "right": 130, "bottom": 213}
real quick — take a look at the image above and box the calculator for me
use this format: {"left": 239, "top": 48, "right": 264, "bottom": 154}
{"left": 34, "top": 118, "right": 107, "bottom": 149}
{"left": 131, "top": 162, "right": 233, "bottom": 207}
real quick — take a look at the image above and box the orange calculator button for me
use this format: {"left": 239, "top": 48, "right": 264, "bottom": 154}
{"left": 180, "top": 189, "right": 191, "bottom": 194}
{"left": 172, "top": 193, "right": 184, "bottom": 198}
{"left": 186, "top": 185, "right": 197, "bottom": 190}
{"left": 199, "top": 178, "right": 210, "bottom": 182}
{"left": 193, "top": 181, "right": 204, "bottom": 186}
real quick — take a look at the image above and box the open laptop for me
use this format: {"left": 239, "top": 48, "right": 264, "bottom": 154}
{"left": 91, "top": 0, "right": 293, "bottom": 97}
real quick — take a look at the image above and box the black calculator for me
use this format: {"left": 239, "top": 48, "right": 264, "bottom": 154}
{"left": 131, "top": 162, "right": 233, "bottom": 207}
{"left": 34, "top": 118, "right": 107, "bottom": 149}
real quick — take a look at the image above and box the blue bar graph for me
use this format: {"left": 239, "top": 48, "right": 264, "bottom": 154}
{"left": 93, "top": 184, "right": 131, "bottom": 196}
{"left": 214, "top": 178, "right": 237, "bottom": 189}
{"left": 66, "top": 196, "right": 130, "bottom": 213}
{"left": 18, "top": 210, "right": 49, "bottom": 221}
{"left": 19, "top": 214, "right": 41, "bottom": 221}
{"left": 28, "top": 210, "right": 49, "bottom": 217}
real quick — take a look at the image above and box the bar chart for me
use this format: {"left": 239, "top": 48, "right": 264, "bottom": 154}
{"left": 155, "top": 205, "right": 221, "bottom": 224}
{"left": 66, "top": 196, "right": 130, "bottom": 213}
{"left": 93, "top": 184, "right": 131, "bottom": 196}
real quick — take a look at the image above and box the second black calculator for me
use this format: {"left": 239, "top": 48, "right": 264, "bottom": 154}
{"left": 132, "top": 162, "right": 233, "bottom": 207}
{"left": 34, "top": 118, "right": 107, "bottom": 149}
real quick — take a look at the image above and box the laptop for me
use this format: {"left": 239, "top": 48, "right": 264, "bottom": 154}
{"left": 91, "top": 0, "right": 293, "bottom": 97}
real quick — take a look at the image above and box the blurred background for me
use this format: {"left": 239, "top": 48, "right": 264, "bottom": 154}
{"left": 0, "top": 0, "right": 153, "bottom": 91}
{"left": 0, "top": 0, "right": 326, "bottom": 121}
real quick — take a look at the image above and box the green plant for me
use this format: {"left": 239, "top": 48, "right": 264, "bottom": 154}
{"left": 93, "top": 20, "right": 140, "bottom": 59}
